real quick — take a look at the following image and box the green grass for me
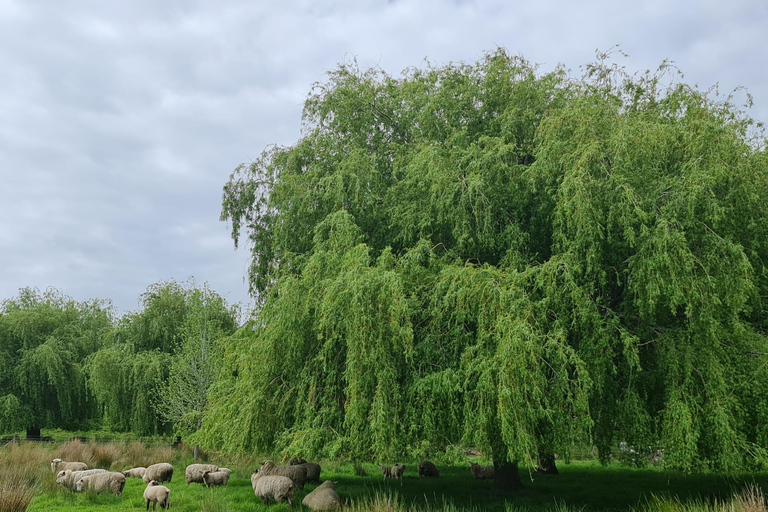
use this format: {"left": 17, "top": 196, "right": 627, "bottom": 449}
{"left": 4, "top": 439, "right": 768, "bottom": 512}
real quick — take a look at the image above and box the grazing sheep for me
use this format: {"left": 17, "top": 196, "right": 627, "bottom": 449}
{"left": 259, "top": 460, "right": 307, "bottom": 490}
{"left": 75, "top": 471, "right": 127, "bottom": 496}
{"left": 202, "top": 468, "right": 232, "bottom": 487}
{"left": 469, "top": 462, "right": 494, "bottom": 479}
{"left": 379, "top": 464, "right": 406, "bottom": 481}
{"left": 417, "top": 461, "right": 439, "bottom": 478}
{"left": 302, "top": 480, "right": 342, "bottom": 511}
{"left": 143, "top": 480, "right": 170, "bottom": 511}
{"left": 142, "top": 463, "right": 174, "bottom": 483}
{"left": 185, "top": 463, "right": 218, "bottom": 484}
{"left": 51, "top": 458, "right": 87, "bottom": 473}
{"left": 251, "top": 470, "right": 294, "bottom": 506}
{"left": 56, "top": 469, "right": 107, "bottom": 491}
{"left": 123, "top": 467, "right": 147, "bottom": 479}
{"left": 289, "top": 459, "right": 321, "bottom": 483}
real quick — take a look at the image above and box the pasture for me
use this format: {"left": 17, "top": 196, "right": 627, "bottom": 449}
{"left": 2, "top": 439, "right": 768, "bottom": 512}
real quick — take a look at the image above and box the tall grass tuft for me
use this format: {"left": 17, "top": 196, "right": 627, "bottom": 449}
{"left": 87, "top": 441, "right": 121, "bottom": 469}
{"left": 733, "top": 484, "right": 767, "bottom": 512}
{"left": 0, "top": 474, "right": 35, "bottom": 512}
{"left": 56, "top": 440, "right": 95, "bottom": 468}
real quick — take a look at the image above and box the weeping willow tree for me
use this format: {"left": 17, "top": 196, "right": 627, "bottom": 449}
{"left": 204, "top": 48, "right": 768, "bottom": 487}
{"left": 0, "top": 288, "right": 114, "bottom": 437}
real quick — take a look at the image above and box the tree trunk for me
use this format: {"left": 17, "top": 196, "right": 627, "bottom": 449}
{"left": 493, "top": 460, "right": 524, "bottom": 492}
{"left": 194, "top": 444, "right": 200, "bottom": 460}
{"left": 26, "top": 427, "right": 41, "bottom": 440}
{"left": 535, "top": 453, "right": 559, "bottom": 475}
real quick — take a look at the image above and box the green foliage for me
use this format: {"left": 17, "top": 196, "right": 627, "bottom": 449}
{"left": 212, "top": 48, "right": 768, "bottom": 473}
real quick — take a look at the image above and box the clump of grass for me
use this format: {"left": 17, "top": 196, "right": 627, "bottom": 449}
{"left": 0, "top": 474, "right": 35, "bottom": 512}
{"left": 56, "top": 440, "right": 95, "bottom": 468}
{"left": 88, "top": 441, "right": 121, "bottom": 469}
{"left": 733, "top": 484, "right": 767, "bottom": 512}
{"left": 353, "top": 461, "right": 368, "bottom": 476}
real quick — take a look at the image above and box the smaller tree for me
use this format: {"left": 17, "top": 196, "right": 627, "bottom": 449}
{"left": 154, "top": 282, "right": 238, "bottom": 458}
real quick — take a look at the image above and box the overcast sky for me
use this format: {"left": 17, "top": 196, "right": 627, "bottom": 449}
{"left": 1, "top": 0, "right": 766, "bottom": 316}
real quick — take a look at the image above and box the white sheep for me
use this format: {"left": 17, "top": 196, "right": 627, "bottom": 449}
{"left": 302, "top": 480, "right": 342, "bottom": 510}
{"left": 143, "top": 480, "right": 170, "bottom": 511}
{"left": 123, "top": 467, "right": 147, "bottom": 478}
{"left": 185, "top": 463, "right": 218, "bottom": 484}
{"left": 56, "top": 469, "right": 107, "bottom": 491}
{"left": 75, "top": 471, "right": 127, "bottom": 496}
{"left": 142, "top": 462, "right": 174, "bottom": 483}
{"left": 202, "top": 468, "right": 232, "bottom": 487}
{"left": 251, "top": 470, "right": 294, "bottom": 506}
{"left": 468, "top": 462, "right": 494, "bottom": 479}
{"left": 259, "top": 460, "right": 307, "bottom": 489}
{"left": 51, "top": 458, "right": 88, "bottom": 474}
{"left": 379, "top": 464, "right": 406, "bottom": 481}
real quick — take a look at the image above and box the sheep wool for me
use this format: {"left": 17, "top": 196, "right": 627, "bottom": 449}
{"left": 75, "top": 471, "right": 126, "bottom": 496}
{"left": 143, "top": 462, "right": 174, "bottom": 483}
{"left": 418, "top": 461, "right": 440, "bottom": 478}
{"left": 379, "top": 464, "right": 406, "bottom": 481}
{"left": 185, "top": 463, "right": 218, "bottom": 484}
{"left": 56, "top": 469, "right": 107, "bottom": 491}
{"left": 123, "top": 467, "right": 147, "bottom": 478}
{"left": 51, "top": 459, "right": 87, "bottom": 474}
{"left": 290, "top": 460, "right": 322, "bottom": 483}
{"left": 251, "top": 471, "right": 295, "bottom": 506}
{"left": 259, "top": 460, "right": 307, "bottom": 489}
{"left": 143, "top": 480, "right": 170, "bottom": 511}
{"left": 202, "top": 469, "right": 231, "bottom": 487}
{"left": 302, "top": 480, "right": 342, "bottom": 511}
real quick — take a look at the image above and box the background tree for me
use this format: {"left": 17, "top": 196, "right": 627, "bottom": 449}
{"left": 0, "top": 288, "right": 114, "bottom": 438}
{"left": 206, "top": 48, "right": 768, "bottom": 487}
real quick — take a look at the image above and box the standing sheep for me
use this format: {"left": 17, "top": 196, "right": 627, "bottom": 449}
{"left": 417, "top": 461, "right": 440, "bottom": 478}
{"left": 51, "top": 458, "right": 87, "bottom": 473}
{"left": 142, "top": 463, "right": 174, "bottom": 483}
{"left": 379, "top": 464, "right": 406, "bottom": 482}
{"left": 251, "top": 470, "right": 294, "bottom": 507}
{"left": 56, "top": 469, "right": 107, "bottom": 491}
{"left": 143, "top": 480, "right": 170, "bottom": 511}
{"left": 302, "top": 480, "right": 342, "bottom": 510}
{"left": 185, "top": 463, "right": 218, "bottom": 484}
{"left": 75, "top": 471, "right": 127, "bottom": 496}
{"left": 289, "top": 459, "right": 321, "bottom": 483}
{"left": 123, "top": 467, "right": 147, "bottom": 479}
{"left": 259, "top": 460, "right": 307, "bottom": 489}
{"left": 469, "top": 462, "right": 494, "bottom": 479}
{"left": 202, "top": 468, "right": 232, "bottom": 487}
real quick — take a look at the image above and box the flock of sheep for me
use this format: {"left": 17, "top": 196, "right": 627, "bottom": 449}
{"left": 50, "top": 456, "right": 496, "bottom": 509}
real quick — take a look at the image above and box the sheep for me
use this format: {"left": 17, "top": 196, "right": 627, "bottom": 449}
{"left": 417, "top": 460, "right": 440, "bottom": 478}
{"left": 185, "top": 463, "right": 218, "bottom": 484}
{"left": 251, "top": 470, "right": 294, "bottom": 507}
{"left": 289, "top": 459, "right": 321, "bottom": 483}
{"left": 56, "top": 469, "right": 107, "bottom": 491}
{"left": 143, "top": 480, "right": 170, "bottom": 511}
{"left": 259, "top": 460, "right": 307, "bottom": 490}
{"left": 302, "top": 480, "right": 342, "bottom": 511}
{"left": 469, "top": 462, "right": 494, "bottom": 479}
{"left": 202, "top": 468, "right": 232, "bottom": 487}
{"left": 123, "top": 467, "right": 147, "bottom": 479}
{"left": 142, "top": 462, "right": 174, "bottom": 483}
{"left": 50, "top": 458, "right": 87, "bottom": 474}
{"left": 379, "top": 464, "right": 406, "bottom": 482}
{"left": 75, "top": 471, "right": 127, "bottom": 496}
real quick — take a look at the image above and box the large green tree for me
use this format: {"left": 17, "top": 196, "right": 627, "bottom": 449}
{"left": 204, "top": 49, "right": 768, "bottom": 487}
{"left": 0, "top": 288, "right": 114, "bottom": 437}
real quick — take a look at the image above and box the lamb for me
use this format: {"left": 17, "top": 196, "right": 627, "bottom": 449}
{"left": 142, "top": 462, "right": 174, "bottom": 483}
{"left": 50, "top": 458, "right": 87, "bottom": 473}
{"left": 469, "top": 462, "right": 494, "bottom": 479}
{"left": 56, "top": 469, "right": 107, "bottom": 491}
{"left": 302, "top": 480, "right": 342, "bottom": 510}
{"left": 143, "top": 480, "right": 170, "bottom": 511}
{"left": 417, "top": 460, "right": 440, "bottom": 478}
{"left": 289, "top": 459, "right": 321, "bottom": 483}
{"left": 75, "top": 471, "right": 127, "bottom": 496}
{"left": 251, "top": 470, "right": 294, "bottom": 507}
{"left": 185, "top": 463, "right": 218, "bottom": 484}
{"left": 202, "top": 468, "right": 232, "bottom": 487}
{"left": 259, "top": 460, "right": 307, "bottom": 490}
{"left": 123, "top": 467, "right": 147, "bottom": 479}
{"left": 379, "top": 464, "right": 406, "bottom": 481}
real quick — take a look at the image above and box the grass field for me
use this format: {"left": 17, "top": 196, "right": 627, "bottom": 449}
{"left": 2, "top": 439, "right": 768, "bottom": 512}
